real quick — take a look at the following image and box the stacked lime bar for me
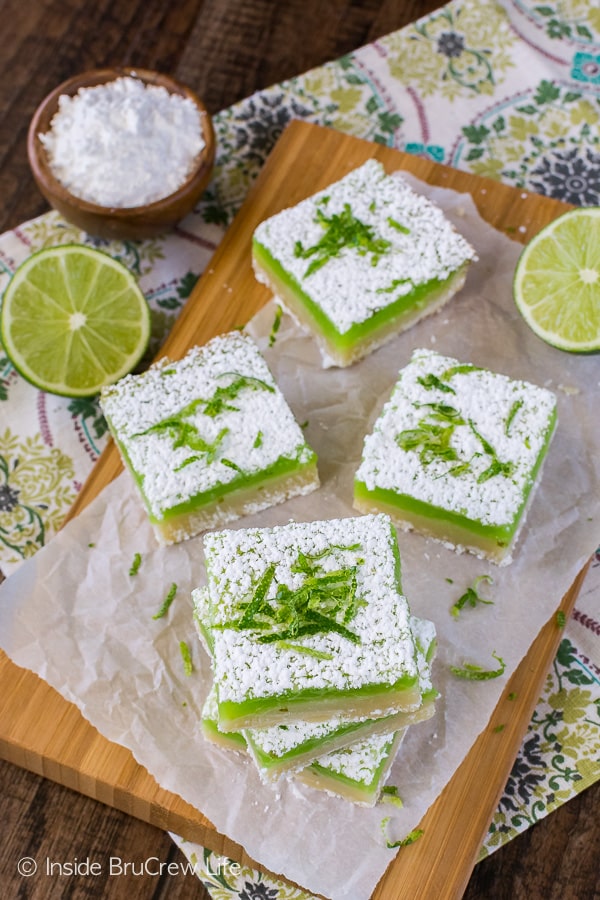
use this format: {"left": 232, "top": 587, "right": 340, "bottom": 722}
{"left": 193, "top": 513, "right": 438, "bottom": 805}
{"left": 252, "top": 159, "right": 477, "bottom": 367}
{"left": 354, "top": 348, "right": 557, "bottom": 564}
{"left": 100, "top": 331, "right": 319, "bottom": 544}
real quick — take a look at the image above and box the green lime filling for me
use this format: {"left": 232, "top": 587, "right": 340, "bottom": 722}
{"left": 246, "top": 687, "right": 437, "bottom": 768}
{"left": 253, "top": 239, "right": 459, "bottom": 352}
{"left": 112, "top": 429, "right": 316, "bottom": 524}
{"left": 355, "top": 408, "right": 556, "bottom": 548}
{"left": 217, "top": 673, "right": 419, "bottom": 729}
{"left": 202, "top": 716, "right": 247, "bottom": 751}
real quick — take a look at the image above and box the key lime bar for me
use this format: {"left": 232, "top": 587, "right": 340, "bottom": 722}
{"left": 194, "top": 513, "right": 421, "bottom": 731}
{"left": 354, "top": 349, "right": 557, "bottom": 564}
{"left": 99, "top": 331, "right": 319, "bottom": 544}
{"left": 252, "top": 159, "right": 476, "bottom": 367}
{"left": 200, "top": 621, "right": 435, "bottom": 804}
{"left": 242, "top": 616, "right": 436, "bottom": 781}
{"left": 297, "top": 729, "right": 406, "bottom": 807}
{"left": 201, "top": 688, "right": 404, "bottom": 807}
{"left": 198, "top": 612, "right": 437, "bottom": 782}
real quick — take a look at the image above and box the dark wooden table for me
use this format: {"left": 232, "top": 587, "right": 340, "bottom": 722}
{"left": 0, "top": 2, "right": 597, "bottom": 898}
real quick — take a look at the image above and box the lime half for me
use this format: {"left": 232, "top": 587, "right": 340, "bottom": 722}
{"left": 1, "top": 244, "right": 151, "bottom": 397}
{"left": 513, "top": 207, "right": 600, "bottom": 353}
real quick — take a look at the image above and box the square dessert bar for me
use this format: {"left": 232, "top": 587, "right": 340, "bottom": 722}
{"left": 243, "top": 614, "right": 436, "bottom": 781}
{"left": 354, "top": 349, "right": 557, "bottom": 564}
{"left": 197, "top": 613, "right": 437, "bottom": 782}
{"left": 201, "top": 686, "right": 405, "bottom": 807}
{"left": 296, "top": 729, "right": 406, "bottom": 807}
{"left": 194, "top": 513, "right": 422, "bottom": 731}
{"left": 100, "top": 331, "right": 319, "bottom": 544}
{"left": 252, "top": 159, "right": 477, "bottom": 367}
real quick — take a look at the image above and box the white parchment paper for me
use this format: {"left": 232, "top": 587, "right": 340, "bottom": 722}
{"left": 1, "top": 178, "right": 599, "bottom": 900}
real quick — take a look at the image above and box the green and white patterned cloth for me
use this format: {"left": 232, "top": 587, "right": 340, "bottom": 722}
{"left": 1, "top": 0, "right": 599, "bottom": 896}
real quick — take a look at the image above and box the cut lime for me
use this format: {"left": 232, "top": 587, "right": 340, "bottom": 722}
{"left": 513, "top": 207, "right": 600, "bottom": 353}
{"left": 1, "top": 244, "right": 151, "bottom": 397}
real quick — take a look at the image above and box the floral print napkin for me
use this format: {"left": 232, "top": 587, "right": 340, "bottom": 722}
{"left": 0, "top": 0, "right": 599, "bottom": 895}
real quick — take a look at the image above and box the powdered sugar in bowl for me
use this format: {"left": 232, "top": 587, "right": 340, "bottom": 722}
{"left": 27, "top": 67, "right": 215, "bottom": 241}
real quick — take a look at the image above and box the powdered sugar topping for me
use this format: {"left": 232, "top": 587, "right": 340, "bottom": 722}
{"left": 100, "top": 332, "right": 314, "bottom": 520}
{"left": 253, "top": 159, "right": 476, "bottom": 334}
{"left": 355, "top": 348, "right": 557, "bottom": 527}
{"left": 202, "top": 514, "right": 418, "bottom": 703}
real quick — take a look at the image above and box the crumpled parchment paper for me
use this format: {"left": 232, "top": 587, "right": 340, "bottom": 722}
{"left": 1, "top": 177, "right": 598, "bottom": 900}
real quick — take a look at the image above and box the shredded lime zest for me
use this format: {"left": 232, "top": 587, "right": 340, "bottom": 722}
{"left": 180, "top": 640, "right": 193, "bottom": 676}
{"left": 450, "top": 650, "right": 506, "bottom": 681}
{"left": 381, "top": 817, "right": 423, "bottom": 849}
{"left": 414, "top": 401, "right": 466, "bottom": 423}
{"left": 129, "top": 552, "right": 142, "bottom": 576}
{"left": 396, "top": 420, "right": 460, "bottom": 466}
{"left": 440, "top": 363, "right": 482, "bottom": 380}
{"left": 377, "top": 277, "right": 411, "bottom": 295}
{"left": 508, "top": 691, "right": 517, "bottom": 701}
{"left": 450, "top": 574, "right": 494, "bottom": 618}
{"left": 275, "top": 640, "right": 334, "bottom": 660}
{"left": 216, "top": 545, "right": 365, "bottom": 653}
{"left": 201, "top": 372, "right": 276, "bottom": 417}
{"left": 380, "top": 785, "right": 404, "bottom": 808}
{"left": 397, "top": 402, "right": 466, "bottom": 468}
{"left": 269, "top": 304, "right": 283, "bottom": 347}
{"left": 136, "top": 371, "right": 274, "bottom": 467}
{"left": 253, "top": 431, "right": 263, "bottom": 449}
{"left": 505, "top": 399, "right": 524, "bottom": 436}
{"left": 221, "top": 457, "right": 244, "bottom": 474}
{"left": 387, "top": 216, "right": 410, "bottom": 234}
{"left": 556, "top": 609, "right": 567, "bottom": 628}
{"left": 153, "top": 583, "right": 177, "bottom": 620}
{"left": 139, "top": 411, "right": 228, "bottom": 467}
{"left": 417, "top": 372, "right": 456, "bottom": 394}
{"left": 468, "top": 420, "right": 515, "bottom": 483}
{"left": 294, "top": 203, "right": 391, "bottom": 276}
{"left": 88, "top": 542, "right": 96, "bottom": 548}
{"left": 397, "top": 398, "right": 516, "bottom": 483}
{"left": 493, "top": 724, "right": 506, "bottom": 733}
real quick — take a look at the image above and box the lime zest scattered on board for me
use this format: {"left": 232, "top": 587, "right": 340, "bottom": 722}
{"left": 381, "top": 816, "right": 423, "bottom": 849}
{"left": 380, "top": 785, "right": 404, "bottom": 808}
{"left": 153, "top": 583, "right": 178, "bottom": 620}
{"left": 450, "top": 574, "right": 494, "bottom": 618}
{"left": 180, "top": 640, "right": 193, "bottom": 676}
{"left": 269, "top": 304, "right": 283, "bottom": 346}
{"left": 450, "top": 650, "right": 506, "bottom": 681}
{"left": 129, "top": 552, "right": 142, "bottom": 576}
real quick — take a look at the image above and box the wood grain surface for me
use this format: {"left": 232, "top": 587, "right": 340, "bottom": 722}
{"left": 0, "top": 3, "right": 598, "bottom": 900}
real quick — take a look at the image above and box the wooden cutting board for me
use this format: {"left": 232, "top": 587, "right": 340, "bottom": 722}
{"left": 0, "top": 120, "right": 587, "bottom": 899}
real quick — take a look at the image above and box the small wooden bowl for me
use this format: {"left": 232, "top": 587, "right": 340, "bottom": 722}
{"left": 27, "top": 67, "right": 215, "bottom": 241}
